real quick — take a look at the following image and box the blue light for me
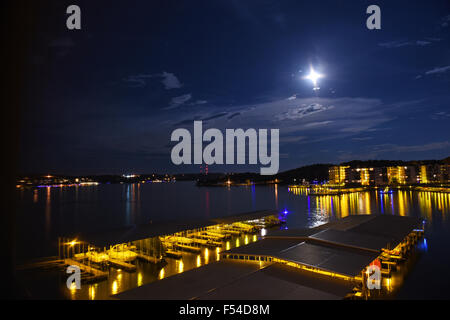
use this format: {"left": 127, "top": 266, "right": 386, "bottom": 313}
{"left": 418, "top": 238, "right": 428, "bottom": 252}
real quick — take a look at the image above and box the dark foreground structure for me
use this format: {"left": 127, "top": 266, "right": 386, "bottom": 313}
{"left": 115, "top": 214, "right": 423, "bottom": 300}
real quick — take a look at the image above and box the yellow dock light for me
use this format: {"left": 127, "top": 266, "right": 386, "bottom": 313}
{"left": 66, "top": 240, "right": 78, "bottom": 246}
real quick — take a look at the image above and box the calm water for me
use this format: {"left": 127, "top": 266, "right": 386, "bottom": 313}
{"left": 15, "top": 182, "right": 450, "bottom": 299}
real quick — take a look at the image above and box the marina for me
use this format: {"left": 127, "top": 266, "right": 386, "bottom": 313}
{"left": 116, "top": 214, "right": 424, "bottom": 300}
{"left": 14, "top": 182, "right": 450, "bottom": 299}
{"left": 20, "top": 210, "right": 283, "bottom": 296}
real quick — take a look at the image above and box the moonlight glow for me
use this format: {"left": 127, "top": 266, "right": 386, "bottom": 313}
{"left": 304, "top": 67, "right": 323, "bottom": 90}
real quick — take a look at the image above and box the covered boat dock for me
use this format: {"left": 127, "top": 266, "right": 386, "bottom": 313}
{"left": 114, "top": 214, "right": 424, "bottom": 300}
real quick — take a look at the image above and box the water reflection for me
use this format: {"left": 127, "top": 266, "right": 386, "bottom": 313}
{"left": 125, "top": 184, "right": 141, "bottom": 225}
{"left": 205, "top": 190, "right": 210, "bottom": 217}
{"left": 288, "top": 188, "right": 450, "bottom": 227}
{"left": 33, "top": 189, "right": 38, "bottom": 203}
{"left": 45, "top": 187, "right": 51, "bottom": 238}
{"left": 274, "top": 184, "right": 278, "bottom": 209}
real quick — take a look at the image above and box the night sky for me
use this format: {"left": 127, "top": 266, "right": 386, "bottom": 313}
{"left": 20, "top": 0, "right": 450, "bottom": 175}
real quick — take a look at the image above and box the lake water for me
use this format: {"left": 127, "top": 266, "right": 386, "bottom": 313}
{"left": 15, "top": 182, "right": 450, "bottom": 299}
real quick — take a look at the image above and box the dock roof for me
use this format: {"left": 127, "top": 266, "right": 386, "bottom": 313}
{"left": 63, "top": 210, "right": 278, "bottom": 247}
{"left": 114, "top": 260, "right": 354, "bottom": 300}
{"left": 225, "top": 214, "right": 422, "bottom": 277}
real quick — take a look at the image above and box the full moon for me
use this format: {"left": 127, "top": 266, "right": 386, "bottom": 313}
{"left": 304, "top": 67, "right": 323, "bottom": 90}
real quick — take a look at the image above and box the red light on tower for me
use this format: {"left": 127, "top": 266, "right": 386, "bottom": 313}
{"left": 200, "top": 164, "right": 209, "bottom": 175}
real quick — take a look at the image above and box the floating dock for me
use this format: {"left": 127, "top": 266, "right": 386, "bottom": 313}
{"left": 107, "top": 258, "right": 136, "bottom": 272}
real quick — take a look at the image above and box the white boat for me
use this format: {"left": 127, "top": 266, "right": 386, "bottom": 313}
{"left": 108, "top": 244, "right": 138, "bottom": 262}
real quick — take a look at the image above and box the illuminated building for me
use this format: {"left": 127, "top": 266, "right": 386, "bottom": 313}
{"left": 328, "top": 166, "right": 349, "bottom": 185}
{"left": 347, "top": 168, "right": 375, "bottom": 185}
{"left": 418, "top": 165, "right": 429, "bottom": 184}
{"left": 386, "top": 166, "right": 416, "bottom": 185}
{"left": 417, "top": 164, "right": 445, "bottom": 184}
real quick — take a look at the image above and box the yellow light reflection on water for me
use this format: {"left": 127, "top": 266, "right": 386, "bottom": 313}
{"left": 112, "top": 281, "right": 118, "bottom": 295}
{"left": 178, "top": 260, "right": 184, "bottom": 273}
{"left": 288, "top": 187, "right": 450, "bottom": 224}
{"left": 204, "top": 248, "right": 209, "bottom": 264}
{"left": 69, "top": 282, "right": 77, "bottom": 299}
{"left": 89, "top": 285, "right": 96, "bottom": 300}
{"left": 216, "top": 247, "right": 220, "bottom": 261}
{"left": 159, "top": 268, "right": 165, "bottom": 280}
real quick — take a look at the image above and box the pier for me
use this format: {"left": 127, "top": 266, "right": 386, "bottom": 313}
{"left": 107, "top": 258, "right": 136, "bottom": 272}
{"left": 64, "top": 259, "right": 108, "bottom": 283}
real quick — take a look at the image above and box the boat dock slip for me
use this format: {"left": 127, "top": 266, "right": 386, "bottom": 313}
{"left": 114, "top": 215, "right": 423, "bottom": 300}
{"left": 64, "top": 259, "right": 108, "bottom": 282}
{"left": 108, "top": 259, "right": 136, "bottom": 272}
{"left": 135, "top": 253, "right": 163, "bottom": 264}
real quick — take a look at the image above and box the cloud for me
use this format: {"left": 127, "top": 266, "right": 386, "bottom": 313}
{"left": 336, "top": 141, "right": 450, "bottom": 161}
{"left": 415, "top": 40, "right": 431, "bottom": 46}
{"left": 227, "top": 112, "right": 241, "bottom": 120}
{"left": 280, "top": 136, "right": 306, "bottom": 144}
{"left": 352, "top": 137, "right": 373, "bottom": 141}
{"left": 167, "top": 96, "right": 392, "bottom": 148}
{"left": 161, "top": 71, "right": 183, "bottom": 89}
{"left": 187, "top": 100, "right": 208, "bottom": 106}
{"left": 430, "top": 111, "right": 450, "bottom": 120}
{"left": 202, "top": 112, "right": 228, "bottom": 121}
{"left": 303, "top": 121, "right": 333, "bottom": 128}
{"left": 378, "top": 39, "right": 439, "bottom": 48}
{"left": 287, "top": 94, "right": 297, "bottom": 100}
{"left": 165, "top": 94, "right": 192, "bottom": 109}
{"left": 441, "top": 14, "right": 450, "bottom": 27}
{"left": 275, "top": 103, "right": 334, "bottom": 121}
{"left": 123, "top": 71, "right": 183, "bottom": 89}
{"left": 123, "top": 74, "right": 155, "bottom": 88}
{"left": 425, "top": 65, "right": 450, "bottom": 75}
{"left": 415, "top": 65, "right": 450, "bottom": 80}
{"left": 374, "top": 141, "right": 450, "bottom": 153}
